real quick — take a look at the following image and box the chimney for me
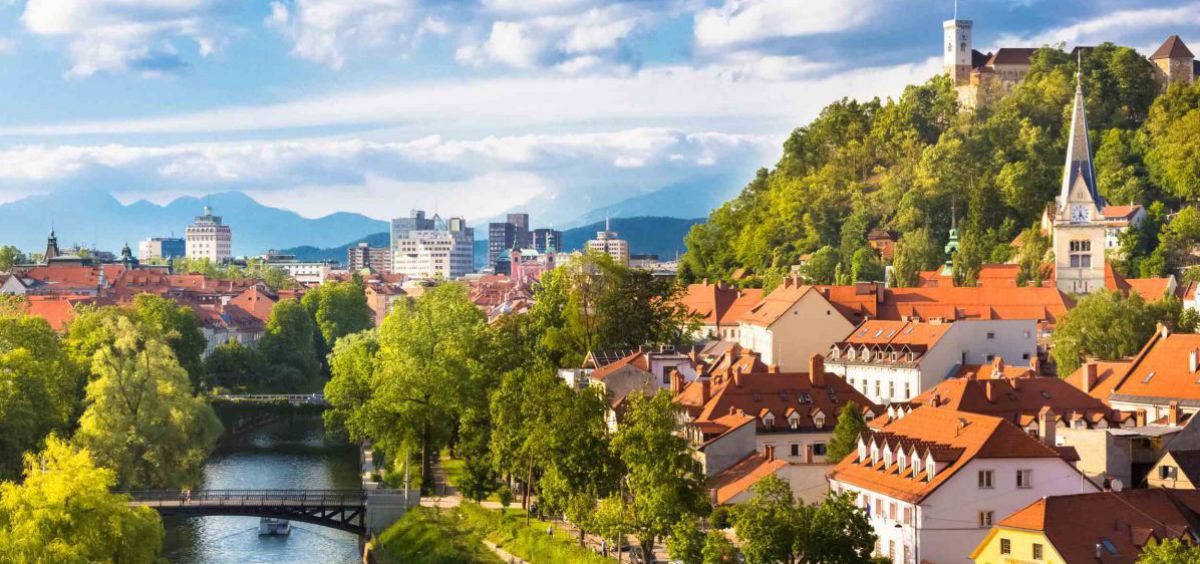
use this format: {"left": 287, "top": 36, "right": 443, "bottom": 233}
{"left": 700, "top": 379, "right": 711, "bottom": 404}
{"left": 733, "top": 368, "right": 742, "bottom": 388}
{"left": 1158, "top": 322, "right": 1170, "bottom": 339}
{"left": 669, "top": 369, "right": 685, "bottom": 397}
{"left": 1029, "top": 357, "right": 1041, "bottom": 376}
{"left": 1039, "top": 407, "right": 1056, "bottom": 446}
{"left": 764, "top": 444, "right": 776, "bottom": 461}
{"left": 991, "top": 356, "right": 1004, "bottom": 375}
{"left": 1169, "top": 401, "right": 1181, "bottom": 427}
{"left": 931, "top": 393, "right": 941, "bottom": 408}
{"left": 1136, "top": 408, "right": 1147, "bottom": 427}
{"left": 1083, "top": 362, "right": 1097, "bottom": 394}
{"left": 1191, "top": 349, "right": 1199, "bottom": 374}
{"left": 768, "top": 364, "right": 779, "bottom": 374}
{"left": 985, "top": 380, "right": 995, "bottom": 403}
{"left": 810, "top": 354, "right": 826, "bottom": 388}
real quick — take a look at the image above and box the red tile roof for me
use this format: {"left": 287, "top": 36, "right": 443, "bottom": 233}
{"left": 987, "top": 489, "right": 1200, "bottom": 563}
{"left": 679, "top": 282, "right": 762, "bottom": 326}
{"left": 881, "top": 286, "right": 1073, "bottom": 325}
{"left": 589, "top": 351, "right": 652, "bottom": 382}
{"left": 22, "top": 295, "right": 94, "bottom": 330}
{"left": 912, "top": 373, "right": 1128, "bottom": 428}
{"left": 828, "top": 408, "right": 1071, "bottom": 503}
{"left": 1107, "top": 328, "right": 1200, "bottom": 404}
{"left": 228, "top": 285, "right": 277, "bottom": 324}
{"left": 707, "top": 451, "right": 789, "bottom": 505}
{"left": 1063, "top": 360, "right": 1132, "bottom": 403}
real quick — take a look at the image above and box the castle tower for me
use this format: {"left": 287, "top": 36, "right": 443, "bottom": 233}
{"left": 1150, "top": 35, "right": 1194, "bottom": 88}
{"left": 943, "top": 17, "right": 973, "bottom": 86}
{"left": 1052, "top": 57, "right": 1106, "bottom": 295}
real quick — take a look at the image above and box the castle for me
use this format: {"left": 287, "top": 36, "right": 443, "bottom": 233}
{"left": 943, "top": 16, "right": 1197, "bottom": 107}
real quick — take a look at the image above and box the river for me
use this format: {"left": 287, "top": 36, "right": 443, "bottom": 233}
{"left": 161, "top": 415, "right": 363, "bottom": 564}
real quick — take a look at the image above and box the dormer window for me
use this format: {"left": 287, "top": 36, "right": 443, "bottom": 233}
{"left": 870, "top": 442, "right": 880, "bottom": 465}
{"left": 926, "top": 454, "right": 936, "bottom": 481}
{"left": 788, "top": 412, "right": 800, "bottom": 429}
{"left": 882, "top": 447, "right": 893, "bottom": 467}
{"left": 762, "top": 413, "right": 775, "bottom": 429}
{"left": 911, "top": 456, "right": 921, "bottom": 477}
{"left": 897, "top": 451, "right": 907, "bottom": 472}
{"left": 857, "top": 438, "right": 867, "bottom": 462}
{"left": 813, "top": 411, "right": 826, "bottom": 429}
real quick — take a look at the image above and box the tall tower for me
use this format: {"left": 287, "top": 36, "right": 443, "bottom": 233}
{"left": 943, "top": 16, "right": 973, "bottom": 86}
{"left": 1052, "top": 58, "right": 1106, "bottom": 295}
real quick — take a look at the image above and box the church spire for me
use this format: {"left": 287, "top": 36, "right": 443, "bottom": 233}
{"left": 1058, "top": 51, "right": 1101, "bottom": 209}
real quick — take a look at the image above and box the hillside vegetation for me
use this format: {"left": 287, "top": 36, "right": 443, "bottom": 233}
{"left": 681, "top": 44, "right": 1200, "bottom": 289}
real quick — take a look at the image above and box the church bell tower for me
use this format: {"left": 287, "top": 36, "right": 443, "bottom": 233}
{"left": 943, "top": 15, "right": 973, "bottom": 86}
{"left": 1052, "top": 57, "right": 1107, "bottom": 295}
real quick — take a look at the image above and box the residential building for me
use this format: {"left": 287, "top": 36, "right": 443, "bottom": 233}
{"left": 971, "top": 489, "right": 1200, "bottom": 564}
{"left": 580, "top": 347, "right": 700, "bottom": 405}
{"left": 824, "top": 319, "right": 1038, "bottom": 404}
{"left": 1147, "top": 449, "right": 1200, "bottom": 489}
{"left": 347, "top": 242, "right": 392, "bottom": 273}
{"left": 828, "top": 408, "right": 1097, "bottom": 564}
{"left": 531, "top": 228, "right": 562, "bottom": 253}
{"left": 138, "top": 237, "right": 186, "bottom": 261}
{"left": 586, "top": 219, "right": 629, "bottom": 266}
{"left": 392, "top": 215, "right": 474, "bottom": 280}
{"left": 364, "top": 281, "right": 407, "bottom": 326}
{"left": 678, "top": 282, "right": 763, "bottom": 342}
{"left": 261, "top": 252, "right": 335, "bottom": 285}
{"left": 738, "top": 279, "right": 858, "bottom": 372}
{"left": 1079, "top": 325, "right": 1200, "bottom": 422}
{"left": 185, "top": 206, "right": 233, "bottom": 262}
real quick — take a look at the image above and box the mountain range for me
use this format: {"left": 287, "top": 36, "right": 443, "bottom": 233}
{"left": 281, "top": 217, "right": 703, "bottom": 269}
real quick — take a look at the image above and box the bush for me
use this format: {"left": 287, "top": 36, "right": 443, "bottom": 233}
{"left": 709, "top": 505, "right": 732, "bottom": 529}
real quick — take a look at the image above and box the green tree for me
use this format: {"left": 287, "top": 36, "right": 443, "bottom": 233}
{"left": 302, "top": 279, "right": 373, "bottom": 350}
{"left": 734, "top": 475, "right": 806, "bottom": 564}
{"left": 73, "top": 317, "right": 222, "bottom": 489}
{"left": 611, "top": 391, "right": 708, "bottom": 557}
{"left": 0, "top": 315, "right": 81, "bottom": 478}
{"left": 1051, "top": 290, "right": 1161, "bottom": 376}
{"left": 803, "top": 490, "right": 877, "bottom": 563}
{"left": 201, "top": 340, "right": 266, "bottom": 391}
{"left": 666, "top": 518, "right": 705, "bottom": 564}
{"left": 0, "top": 436, "right": 163, "bottom": 563}
{"left": 257, "top": 299, "right": 321, "bottom": 387}
{"left": 131, "top": 294, "right": 206, "bottom": 386}
{"left": 802, "top": 246, "right": 841, "bottom": 284}
{"left": 827, "top": 401, "right": 868, "bottom": 463}
{"left": 701, "top": 530, "right": 739, "bottom": 564}
{"left": 1137, "top": 537, "right": 1200, "bottom": 563}
{"left": 0, "top": 246, "right": 24, "bottom": 273}
{"left": 891, "top": 229, "right": 941, "bottom": 287}
{"left": 849, "top": 247, "right": 884, "bottom": 283}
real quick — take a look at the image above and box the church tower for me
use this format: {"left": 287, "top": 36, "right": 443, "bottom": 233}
{"left": 1052, "top": 58, "right": 1106, "bottom": 295}
{"left": 943, "top": 15, "right": 973, "bottom": 86}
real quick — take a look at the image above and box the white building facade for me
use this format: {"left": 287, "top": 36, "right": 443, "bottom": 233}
{"left": 392, "top": 217, "right": 474, "bottom": 280}
{"left": 185, "top": 206, "right": 232, "bottom": 262}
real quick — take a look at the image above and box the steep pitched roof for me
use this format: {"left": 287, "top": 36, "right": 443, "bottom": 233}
{"left": 1109, "top": 330, "right": 1200, "bottom": 404}
{"left": 740, "top": 283, "right": 819, "bottom": 327}
{"left": 828, "top": 408, "right": 1070, "bottom": 503}
{"left": 679, "top": 282, "right": 763, "bottom": 326}
{"left": 986, "top": 489, "right": 1200, "bottom": 563}
{"left": 1163, "top": 450, "right": 1200, "bottom": 486}
{"left": 228, "top": 285, "right": 277, "bottom": 324}
{"left": 1151, "top": 35, "right": 1195, "bottom": 60}
{"left": 1058, "top": 66, "right": 1101, "bottom": 208}
{"left": 589, "top": 351, "right": 651, "bottom": 382}
{"left": 707, "top": 452, "right": 789, "bottom": 505}
{"left": 1064, "top": 360, "right": 1132, "bottom": 403}
{"left": 912, "top": 373, "right": 1127, "bottom": 428}
{"left": 838, "top": 319, "right": 952, "bottom": 348}
{"left": 987, "top": 47, "right": 1038, "bottom": 67}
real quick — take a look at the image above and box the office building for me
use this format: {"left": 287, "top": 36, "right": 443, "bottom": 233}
{"left": 393, "top": 215, "right": 474, "bottom": 279}
{"left": 586, "top": 219, "right": 629, "bottom": 266}
{"left": 185, "top": 206, "right": 232, "bottom": 262}
{"left": 347, "top": 242, "right": 392, "bottom": 273}
{"left": 138, "top": 237, "right": 186, "bottom": 261}
{"left": 531, "top": 228, "right": 562, "bottom": 253}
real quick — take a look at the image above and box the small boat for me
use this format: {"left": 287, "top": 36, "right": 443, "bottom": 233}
{"left": 258, "top": 518, "right": 291, "bottom": 536}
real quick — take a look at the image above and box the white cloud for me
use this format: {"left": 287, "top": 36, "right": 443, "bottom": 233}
{"left": 21, "top": 0, "right": 221, "bottom": 77}
{"left": 694, "top": 0, "right": 878, "bottom": 48}
{"left": 0, "top": 128, "right": 773, "bottom": 220}
{"left": 266, "top": 0, "right": 414, "bottom": 69}
{"left": 992, "top": 3, "right": 1200, "bottom": 51}
{"left": 458, "top": 5, "right": 647, "bottom": 72}
{"left": 0, "top": 57, "right": 941, "bottom": 139}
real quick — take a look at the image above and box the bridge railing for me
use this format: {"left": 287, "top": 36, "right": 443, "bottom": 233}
{"left": 123, "top": 489, "right": 366, "bottom": 507}
{"left": 210, "top": 394, "right": 328, "bottom": 405}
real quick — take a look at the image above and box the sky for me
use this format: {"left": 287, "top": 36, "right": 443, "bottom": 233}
{"left": 0, "top": 0, "right": 1197, "bottom": 223}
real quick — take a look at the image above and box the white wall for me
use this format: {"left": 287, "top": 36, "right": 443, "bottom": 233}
{"left": 739, "top": 291, "right": 855, "bottom": 372}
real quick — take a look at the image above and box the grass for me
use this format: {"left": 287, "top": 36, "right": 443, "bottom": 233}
{"left": 459, "top": 502, "right": 610, "bottom": 564}
{"left": 373, "top": 506, "right": 503, "bottom": 564}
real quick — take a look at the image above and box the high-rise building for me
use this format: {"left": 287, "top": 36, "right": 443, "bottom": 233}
{"left": 488, "top": 222, "right": 517, "bottom": 264}
{"left": 393, "top": 214, "right": 474, "bottom": 279}
{"left": 138, "top": 237, "right": 186, "bottom": 261}
{"left": 347, "top": 242, "right": 392, "bottom": 273}
{"left": 390, "top": 210, "right": 436, "bottom": 274}
{"left": 586, "top": 219, "right": 629, "bottom": 267}
{"left": 507, "top": 213, "right": 530, "bottom": 245}
{"left": 531, "top": 228, "right": 562, "bottom": 253}
{"left": 185, "top": 206, "right": 232, "bottom": 262}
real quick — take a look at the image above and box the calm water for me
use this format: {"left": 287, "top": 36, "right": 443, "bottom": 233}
{"left": 161, "top": 416, "right": 362, "bottom": 564}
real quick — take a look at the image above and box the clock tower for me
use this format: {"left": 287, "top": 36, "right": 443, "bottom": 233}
{"left": 1052, "top": 59, "right": 1106, "bottom": 295}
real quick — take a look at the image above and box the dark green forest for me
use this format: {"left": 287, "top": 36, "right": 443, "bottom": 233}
{"left": 680, "top": 44, "right": 1200, "bottom": 290}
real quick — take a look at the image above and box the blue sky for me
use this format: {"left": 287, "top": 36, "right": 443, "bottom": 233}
{"left": 0, "top": 0, "right": 1197, "bottom": 223}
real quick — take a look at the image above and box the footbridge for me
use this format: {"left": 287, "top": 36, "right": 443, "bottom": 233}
{"left": 126, "top": 487, "right": 417, "bottom": 536}
{"left": 210, "top": 393, "right": 329, "bottom": 407}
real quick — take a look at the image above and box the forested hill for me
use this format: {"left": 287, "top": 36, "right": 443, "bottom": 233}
{"left": 680, "top": 44, "right": 1200, "bottom": 289}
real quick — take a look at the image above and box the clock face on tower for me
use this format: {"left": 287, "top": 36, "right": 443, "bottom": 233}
{"left": 1070, "top": 205, "right": 1090, "bottom": 223}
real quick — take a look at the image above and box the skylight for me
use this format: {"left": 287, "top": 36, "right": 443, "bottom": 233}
{"left": 1143, "top": 371, "right": 1156, "bottom": 383}
{"left": 1101, "top": 538, "right": 1119, "bottom": 556}
{"left": 874, "top": 329, "right": 884, "bottom": 337}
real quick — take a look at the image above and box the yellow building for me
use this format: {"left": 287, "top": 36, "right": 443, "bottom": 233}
{"left": 1146, "top": 449, "right": 1200, "bottom": 490}
{"left": 972, "top": 489, "right": 1200, "bottom": 564}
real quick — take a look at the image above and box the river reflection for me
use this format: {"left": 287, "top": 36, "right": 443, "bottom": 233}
{"left": 161, "top": 415, "right": 362, "bottom": 564}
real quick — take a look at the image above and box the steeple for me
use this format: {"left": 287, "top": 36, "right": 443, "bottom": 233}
{"left": 44, "top": 227, "right": 60, "bottom": 262}
{"left": 1058, "top": 51, "right": 1101, "bottom": 209}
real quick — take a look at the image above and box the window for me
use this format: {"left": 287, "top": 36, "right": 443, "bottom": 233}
{"left": 875, "top": 499, "right": 883, "bottom": 517}
{"left": 904, "top": 545, "right": 911, "bottom": 564}
{"left": 986, "top": 331, "right": 995, "bottom": 339}
{"left": 1000, "top": 538, "right": 1011, "bottom": 555}
{"left": 903, "top": 507, "right": 912, "bottom": 525}
{"left": 790, "top": 443, "right": 801, "bottom": 457}
{"left": 813, "top": 443, "right": 827, "bottom": 456}
{"left": 979, "top": 510, "right": 994, "bottom": 528}
{"left": 978, "top": 470, "right": 994, "bottom": 489}
{"left": 1161, "top": 465, "right": 1175, "bottom": 479}
{"left": 1017, "top": 469, "right": 1033, "bottom": 489}
{"left": 889, "top": 540, "right": 896, "bottom": 561}
{"left": 1033, "top": 543, "right": 1044, "bottom": 559}
{"left": 889, "top": 502, "right": 897, "bottom": 521}
{"left": 1022, "top": 353, "right": 1031, "bottom": 360}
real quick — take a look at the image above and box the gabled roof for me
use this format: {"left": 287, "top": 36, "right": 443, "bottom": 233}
{"left": 707, "top": 451, "right": 789, "bottom": 505}
{"left": 1163, "top": 450, "right": 1200, "bottom": 485}
{"left": 982, "top": 489, "right": 1200, "bottom": 563}
{"left": 228, "top": 285, "right": 277, "bottom": 324}
{"left": 679, "top": 282, "right": 762, "bottom": 326}
{"left": 1102, "top": 205, "right": 1143, "bottom": 220}
{"left": 987, "top": 47, "right": 1038, "bottom": 67}
{"left": 828, "top": 408, "right": 1071, "bottom": 503}
{"left": 912, "top": 373, "right": 1127, "bottom": 428}
{"left": 838, "top": 319, "right": 952, "bottom": 349}
{"left": 1108, "top": 329, "right": 1200, "bottom": 404}
{"left": 881, "top": 286, "right": 1073, "bottom": 325}
{"left": 589, "top": 351, "right": 652, "bottom": 382}
{"left": 1151, "top": 35, "right": 1195, "bottom": 60}
{"left": 1064, "top": 360, "right": 1132, "bottom": 402}
{"left": 740, "top": 283, "right": 823, "bottom": 327}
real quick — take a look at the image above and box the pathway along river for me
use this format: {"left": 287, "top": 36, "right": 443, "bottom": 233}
{"left": 161, "top": 415, "right": 363, "bottom": 563}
